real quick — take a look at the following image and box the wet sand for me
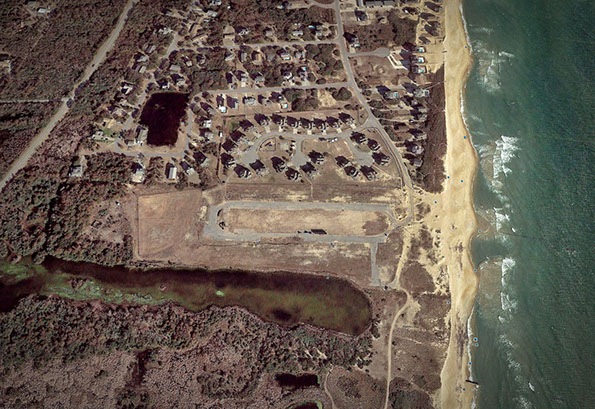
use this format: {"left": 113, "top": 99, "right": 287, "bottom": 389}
{"left": 437, "top": 0, "right": 479, "bottom": 408}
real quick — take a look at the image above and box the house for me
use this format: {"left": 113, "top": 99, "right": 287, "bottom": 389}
{"left": 342, "top": 115, "right": 355, "bottom": 125}
{"left": 206, "top": 10, "right": 218, "bottom": 18}
{"left": 351, "top": 132, "right": 367, "bottom": 144}
{"left": 243, "top": 96, "right": 257, "bottom": 106}
{"left": 300, "top": 119, "right": 313, "bottom": 130}
{"left": 308, "top": 151, "right": 326, "bottom": 165}
{"left": 228, "top": 98, "right": 239, "bottom": 110}
{"left": 222, "top": 139, "right": 238, "bottom": 153}
{"left": 167, "top": 164, "right": 178, "bottom": 180}
{"left": 221, "top": 153, "right": 236, "bottom": 168}
{"left": 200, "top": 129, "right": 214, "bottom": 139}
{"left": 367, "top": 139, "right": 380, "bottom": 151}
{"left": 355, "top": 10, "right": 368, "bottom": 22}
{"left": 181, "top": 161, "right": 195, "bottom": 175}
{"left": 256, "top": 116, "right": 269, "bottom": 126}
{"left": 300, "top": 162, "right": 318, "bottom": 178}
{"left": 145, "top": 44, "right": 157, "bottom": 54}
{"left": 335, "top": 156, "right": 350, "bottom": 168}
{"left": 279, "top": 50, "right": 291, "bottom": 60}
{"left": 271, "top": 157, "right": 287, "bottom": 172}
{"left": 121, "top": 83, "right": 134, "bottom": 94}
{"left": 68, "top": 164, "right": 83, "bottom": 178}
{"left": 384, "top": 90, "right": 399, "bottom": 100}
{"left": 239, "top": 51, "right": 248, "bottom": 62}
{"left": 249, "top": 160, "right": 268, "bottom": 176}
{"left": 408, "top": 144, "right": 425, "bottom": 155}
{"left": 361, "top": 166, "right": 378, "bottom": 180}
{"left": 201, "top": 119, "right": 212, "bottom": 128}
{"left": 255, "top": 74, "right": 265, "bottom": 84}
{"left": 170, "top": 64, "right": 182, "bottom": 73}
{"left": 291, "top": 30, "right": 304, "bottom": 37}
{"left": 136, "top": 127, "right": 148, "bottom": 144}
{"left": 412, "top": 158, "right": 423, "bottom": 168}
{"left": 132, "top": 164, "right": 146, "bottom": 183}
{"left": 194, "top": 151, "right": 208, "bottom": 165}
{"left": 234, "top": 165, "right": 252, "bottom": 179}
{"left": 240, "top": 120, "right": 254, "bottom": 132}
{"left": 137, "top": 54, "right": 149, "bottom": 63}
{"left": 344, "top": 165, "right": 359, "bottom": 178}
{"left": 413, "top": 88, "right": 430, "bottom": 98}
{"left": 286, "top": 168, "right": 300, "bottom": 181}
{"left": 372, "top": 152, "right": 390, "bottom": 166}
{"left": 238, "top": 27, "right": 250, "bottom": 35}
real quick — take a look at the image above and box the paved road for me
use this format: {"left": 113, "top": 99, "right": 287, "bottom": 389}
{"left": 351, "top": 48, "right": 391, "bottom": 58}
{"left": 0, "top": 0, "right": 137, "bottom": 192}
{"left": 331, "top": 0, "right": 415, "bottom": 227}
{"left": 0, "top": 98, "right": 68, "bottom": 104}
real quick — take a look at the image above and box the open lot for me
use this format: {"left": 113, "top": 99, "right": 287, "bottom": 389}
{"left": 222, "top": 207, "right": 390, "bottom": 236}
{"left": 136, "top": 190, "right": 204, "bottom": 257}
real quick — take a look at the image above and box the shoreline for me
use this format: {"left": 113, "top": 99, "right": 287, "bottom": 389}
{"left": 438, "top": 0, "right": 479, "bottom": 408}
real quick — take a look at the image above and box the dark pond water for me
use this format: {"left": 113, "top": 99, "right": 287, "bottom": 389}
{"left": 34, "top": 257, "right": 371, "bottom": 336}
{"left": 275, "top": 373, "right": 319, "bottom": 390}
{"left": 0, "top": 277, "right": 43, "bottom": 312}
{"left": 289, "top": 403, "right": 319, "bottom": 409}
{"left": 139, "top": 92, "right": 188, "bottom": 146}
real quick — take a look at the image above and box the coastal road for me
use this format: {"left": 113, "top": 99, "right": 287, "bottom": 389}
{"left": 331, "top": 0, "right": 416, "bottom": 227}
{"left": 0, "top": 0, "right": 137, "bottom": 192}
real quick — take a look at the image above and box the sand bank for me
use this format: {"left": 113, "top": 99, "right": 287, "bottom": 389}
{"left": 438, "top": 0, "right": 479, "bottom": 408}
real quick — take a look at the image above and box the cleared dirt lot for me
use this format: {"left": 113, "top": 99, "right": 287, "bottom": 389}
{"left": 137, "top": 190, "right": 204, "bottom": 257}
{"left": 223, "top": 207, "right": 390, "bottom": 236}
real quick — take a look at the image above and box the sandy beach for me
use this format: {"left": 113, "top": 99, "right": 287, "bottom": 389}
{"left": 437, "top": 0, "right": 479, "bottom": 408}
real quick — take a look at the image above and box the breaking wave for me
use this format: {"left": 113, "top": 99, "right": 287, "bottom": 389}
{"left": 472, "top": 41, "right": 515, "bottom": 93}
{"left": 497, "top": 333, "right": 534, "bottom": 409}
{"left": 499, "top": 257, "right": 517, "bottom": 313}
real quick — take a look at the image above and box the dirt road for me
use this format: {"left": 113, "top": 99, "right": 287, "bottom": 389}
{"left": 0, "top": 0, "right": 137, "bottom": 192}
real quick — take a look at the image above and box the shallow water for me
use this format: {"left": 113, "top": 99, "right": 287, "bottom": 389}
{"left": 463, "top": 0, "right": 594, "bottom": 407}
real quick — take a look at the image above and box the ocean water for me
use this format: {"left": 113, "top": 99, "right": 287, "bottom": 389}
{"left": 462, "top": 0, "right": 594, "bottom": 408}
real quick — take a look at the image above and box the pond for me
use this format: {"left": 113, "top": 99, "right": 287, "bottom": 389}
{"left": 275, "top": 373, "right": 319, "bottom": 390}
{"left": 0, "top": 257, "right": 372, "bottom": 336}
{"left": 139, "top": 92, "right": 189, "bottom": 146}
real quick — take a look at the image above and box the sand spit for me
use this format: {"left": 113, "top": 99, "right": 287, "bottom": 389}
{"left": 438, "top": 0, "right": 479, "bottom": 408}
